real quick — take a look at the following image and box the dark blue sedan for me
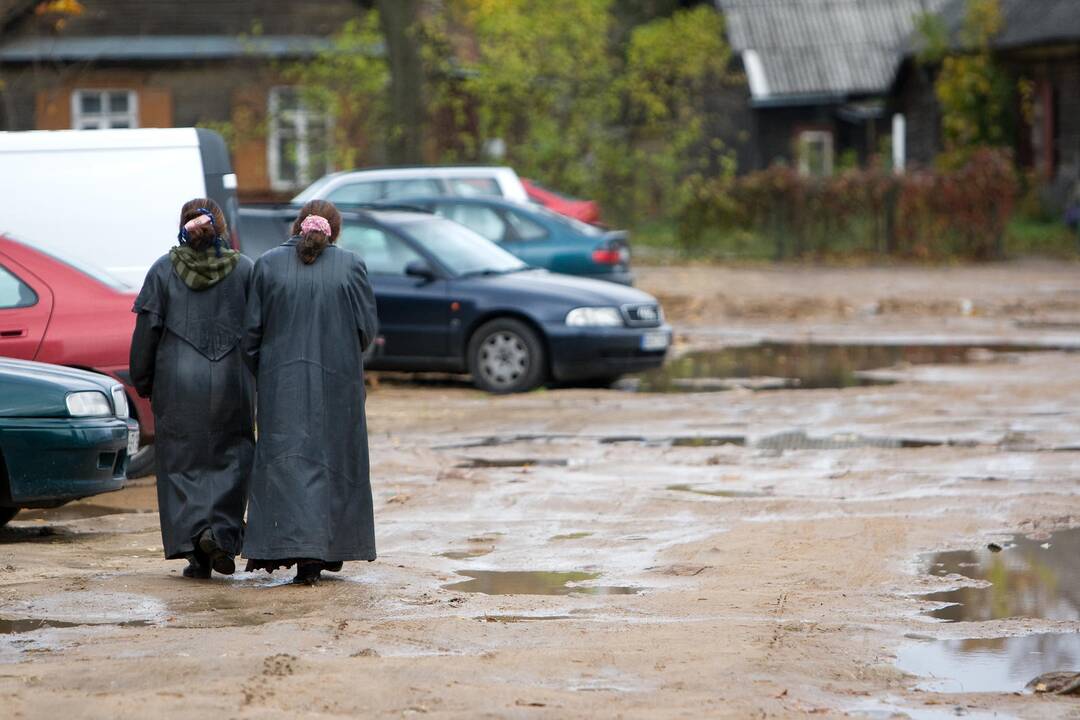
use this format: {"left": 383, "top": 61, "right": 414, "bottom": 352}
{"left": 239, "top": 206, "right": 669, "bottom": 392}
{"left": 392, "top": 196, "right": 633, "bottom": 285}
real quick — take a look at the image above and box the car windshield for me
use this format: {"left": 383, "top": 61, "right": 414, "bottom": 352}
{"left": 403, "top": 217, "right": 528, "bottom": 277}
{"left": 531, "top": 204, "right": 604, "bottom": 236}
{"left": 290, "top": 174, "right": 340, "bottom": 204}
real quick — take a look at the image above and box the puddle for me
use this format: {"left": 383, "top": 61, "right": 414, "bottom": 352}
{"left": 897, "top": 633, "right": 1080, "bottom": 693}
{"left": 671, "top": 436, "right": 746, "bottom": 448}
{"left": 667, "top": 484, "right": 766, "bottom": 499}
{"left": 625, "top": 342, "right": 1070, "bottom": 393}
{"left": 15, "top": 505, "right": 140, "bottom": 521}
{"left": 455, "top": 457, "right": 569, "bottom": 468}
{"left": 551, "top": 532, "right": 593, "bottom": 541}
{"left": 921, "top": 528, "right": 1080, "bottom": 622}
{"left": 850, "top": 695, "right": 1016, "bottom": 719}
{"left": 482, "top": 614, "right": 574, "bottom": 623}
{"left": 443, "top": 571, "right": 641, "bottom": 596}
{"left": 0, "top": 616, "right": 151, "bottom": 634}
{"left": 439, "top": 548, "right": 494, "bottom": 560}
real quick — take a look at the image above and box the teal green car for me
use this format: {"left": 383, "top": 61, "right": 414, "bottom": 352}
{"left": 0, "top": 358, "right": 137, "bottom": 526}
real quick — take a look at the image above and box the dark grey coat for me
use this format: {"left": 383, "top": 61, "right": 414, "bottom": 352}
{"left": 241, "top": 239, "right": 378, "bottom": 563}
{"left": 130, "top": 254, "right": 256, "bottom": 560}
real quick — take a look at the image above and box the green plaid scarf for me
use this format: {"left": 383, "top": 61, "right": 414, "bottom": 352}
{"left": 169, "top": 245, "right": 240, "bottom": 290}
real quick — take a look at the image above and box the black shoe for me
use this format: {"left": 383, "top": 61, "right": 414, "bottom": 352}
{"left": 323, "top": 561, "right": 343, "bottom": 573}
{"left": 197, "top": 529, "right": 236, "bottom": 575}
{"left": 293, "top": 560, "right": 323, "bottom": 586}
{"left": 182, "top": 553, "right": 211, "bottom": 579}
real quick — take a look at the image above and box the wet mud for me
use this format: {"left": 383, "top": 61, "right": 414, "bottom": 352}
{"left": 3, "top": 264, "right": 1080, "bottom": 717}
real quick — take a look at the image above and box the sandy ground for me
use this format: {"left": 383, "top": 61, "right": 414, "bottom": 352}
{"left": 2, "top": 262, "right": 1080, "bottom": 719}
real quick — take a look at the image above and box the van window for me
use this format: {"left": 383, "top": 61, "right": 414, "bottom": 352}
{"left": 448, "top": 177, "right": 501, "bottom": 197}
{"left": 327, "top": 182, "right": 383, "bottom": 205}
{"left": 0, "top": 265, "right": 37, "bottom": 309}
{"left": 435, "top": 203, "right": 509, "bottom": 243}
{"left": 383, "top": 179, "right": 442, "bottom": 199}
{"left": 338, "top": 225, "right": 422, "bottom": 275}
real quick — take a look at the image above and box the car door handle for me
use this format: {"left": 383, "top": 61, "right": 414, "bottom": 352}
{"left": 0, "top": 328, "right": 27, "bottom": 338}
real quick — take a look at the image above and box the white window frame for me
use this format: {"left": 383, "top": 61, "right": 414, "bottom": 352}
{"left": 267, "top": 86, "right": 333, "bottom": 192}
{"left": 71, "top": 89, "right": 138, "bottom": 130}
{"left": 796, "top": 130, "right": 834, "bottom": 177}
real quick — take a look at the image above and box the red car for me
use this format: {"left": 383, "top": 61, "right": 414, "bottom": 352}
{"left": 0, "top": 236, "right": 155, "bottom": 477}
{"left": 522, "top": 178, "right": 601, "bottom": 225}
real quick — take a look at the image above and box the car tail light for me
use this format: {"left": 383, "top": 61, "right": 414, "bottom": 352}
{"left": 592, "top": 248, "right": 622, "bottom": 265}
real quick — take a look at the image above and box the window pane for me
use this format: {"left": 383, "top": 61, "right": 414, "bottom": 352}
{"left": 109, "top": 120, "right": 131, "bottom": 129}
{"left": 107, "top": 92, "right": 129, "bottom": 113}
{"left": 78, "top": 121, "right": 101, "bottom": 130}
{"left": 306, "top": 120, "right": 331, "bottom": 180}
{"left": 435, "top": 203, "right": 509, "bottom": 243}
{"left": 383, "top": 179, "right": 442, "bottom": 199}
{"left": 273, "top": 88, "right": 300, "bottom": 113}
{"left": 0, "top": 265, "right": 37, "bottom": 309}
{"left": 504, "top": 210, "right": 548, "bottom": 240}
{"left": 277, "top": 135, "right": 299, "bottom": 185}
{"left": 79, "top": 92, "right": 102, "bottom": 114}
{"left": 337, "top": 225, "right": 422, "bottom": 275}
{"left": 327, "top": 182, "right": 383, "bottom": 204}
{"left": 448, "top": 177, "right": 500, "bottom": 197}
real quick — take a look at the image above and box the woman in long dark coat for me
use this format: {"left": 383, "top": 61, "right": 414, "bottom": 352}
{"left": 130, "top": 198, "right": 255, "bottom": 579}
{"left": 242, "top": 200, "right": 378, "bottom": 585}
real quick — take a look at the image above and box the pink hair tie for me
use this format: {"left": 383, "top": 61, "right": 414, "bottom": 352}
{"left": 300, "top": 214, "right": 332, "bottom": 237}
{"left": 184, "top": 214, "right": 213, "bottom": 232}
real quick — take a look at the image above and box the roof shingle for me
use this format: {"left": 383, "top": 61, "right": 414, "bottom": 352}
{"left": 717, "top": 0, "right": 950, "bottom": 101}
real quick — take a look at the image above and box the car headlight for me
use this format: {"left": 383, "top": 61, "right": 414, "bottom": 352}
{"left": 66, "top": 391, "right": 112, "bottom": 417}
{"left": 111, "top": 386, "right": 129, "bottom": 417}
{"left": 565, "top": 307, "right": 623, "bottom": 327}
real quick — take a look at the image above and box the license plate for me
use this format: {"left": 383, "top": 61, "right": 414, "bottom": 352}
{"left": 641, "top": 331, "right": 669, "bottom": 351}
{"left": 127, "top": 429, "right": 140, "bottom": 457}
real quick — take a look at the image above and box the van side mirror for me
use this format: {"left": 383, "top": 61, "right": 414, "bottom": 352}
{"left": 405, "top": 259, "right": 436, "bottom": 282}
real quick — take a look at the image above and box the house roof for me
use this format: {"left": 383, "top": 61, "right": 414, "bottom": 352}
{"left": 716, "top": 0, "right": 950, "bottom": 105}
{"left": 0, "top": 35, "right": 334, "bottom": 62}
{"left": 934, "top": 0, "right": 1080, "bottom": 51}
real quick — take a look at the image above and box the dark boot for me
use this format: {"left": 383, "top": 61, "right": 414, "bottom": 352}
{"left": 197, "top": 529, "right": 236, "bottom": 575}
{"left": 182, "top": 552, "right": 211, "bottom": 579}
{"left": 293, "top": 560, "right": 323, "bottom": 586}
{"left": 324, "top": 561, "right": 343, "bottom": 573}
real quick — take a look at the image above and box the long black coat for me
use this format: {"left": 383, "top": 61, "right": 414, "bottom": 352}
{"left": 241, "top": 239, "right": 378, "bottom": 563}
{"left": 130, "top": 255, "right": 256, "bottom": 559}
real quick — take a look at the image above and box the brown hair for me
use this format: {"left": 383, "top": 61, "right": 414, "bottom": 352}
{"left": 292, "top": 200, "right": 341, "bottom": 265}
{"left": 178, "top": 198, "right": 228, "bottom": 252}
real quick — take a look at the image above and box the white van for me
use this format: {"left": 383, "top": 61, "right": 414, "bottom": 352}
{"left": 292, "top": 166, "right": 529, "bottom": 206}
{"left": 0, "top": 128, "right": 238, "bottom": 287}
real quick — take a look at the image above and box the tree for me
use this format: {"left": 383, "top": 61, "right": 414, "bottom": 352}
{"left": 918, "top": 0, "right": 1013, "bottom": 166}
{"left": 376, "top": 0, "right": 428, "bottom": 163}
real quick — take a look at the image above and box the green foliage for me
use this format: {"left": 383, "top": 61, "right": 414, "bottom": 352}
{"left": 610, "top": 5, "right": 733, "bottom": 221}
{"left": 279, "top": 2, "right": 729, "bottom": 225}
{"left": 460, "top": 0, "right": 617, "bottom": 197}
{"left": 285, "top": 15, "right": 389, "bottom": 170}
{"left": 918, "top": 0, "right": 1013, "bottom": 166}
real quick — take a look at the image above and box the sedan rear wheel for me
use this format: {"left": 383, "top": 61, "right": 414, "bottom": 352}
{"left": 468, "top": 318, "right": 546, "bottom": 393}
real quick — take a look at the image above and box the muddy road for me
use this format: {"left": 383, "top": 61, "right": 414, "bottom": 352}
{"left": 3, "top": 262, "right": 1080, "bottom": 718}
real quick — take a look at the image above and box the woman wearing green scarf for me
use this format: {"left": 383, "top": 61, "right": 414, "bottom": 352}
{"left": 129, "top": 198, "right": 255, "bottom": 579}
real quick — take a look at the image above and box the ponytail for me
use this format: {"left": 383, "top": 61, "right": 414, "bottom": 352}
{"left": 298, "top": 228, "right": 330, "bottom": 265}
{"left": 291, "top": 201, "right": 341, "bottom": 265}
